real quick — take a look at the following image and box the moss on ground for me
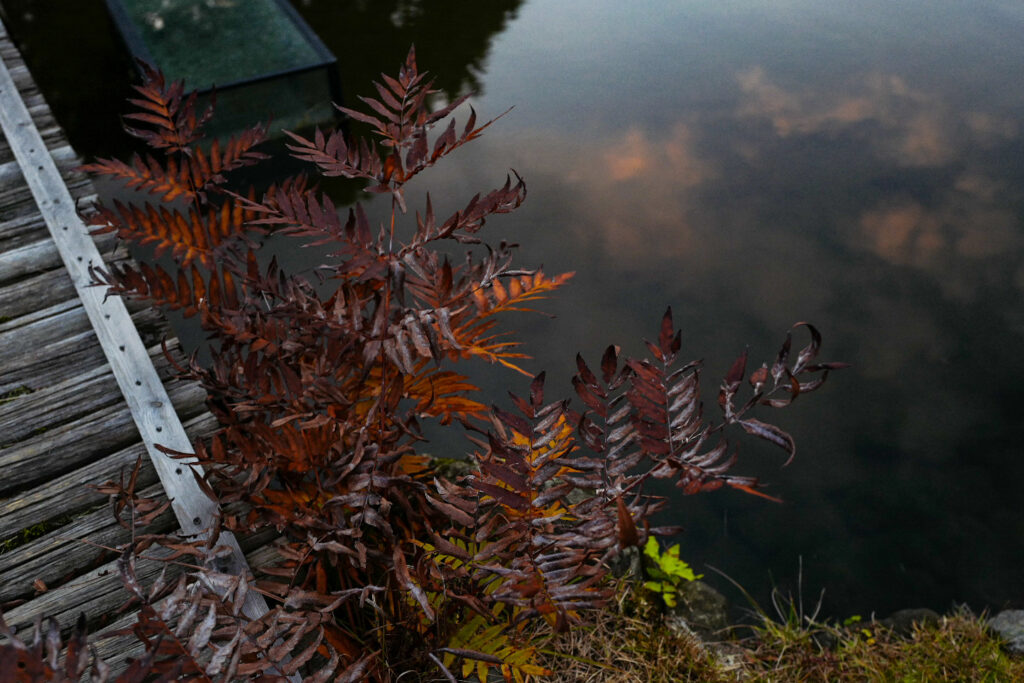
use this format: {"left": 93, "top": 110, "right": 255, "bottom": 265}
{"left": 0, "top": 385, "right": 33, "bottom": 405}
{"left": 0, "top": 514, "right": 76, "bottom": 555}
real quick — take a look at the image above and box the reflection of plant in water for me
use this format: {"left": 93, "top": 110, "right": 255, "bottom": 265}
{"left": 294, "top": 0, "right": 524, "bottom": 101}
{"left": 17, "top": 49, "right": 844, "bottom": 680}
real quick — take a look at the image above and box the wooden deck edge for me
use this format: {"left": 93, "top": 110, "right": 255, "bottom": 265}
{"left": 0, "top": 19, "right": 269, "bottom": 623}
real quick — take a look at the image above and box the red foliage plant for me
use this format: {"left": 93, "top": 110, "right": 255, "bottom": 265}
{"left": 28, "top": 49, "right": 844, "bottom": 681}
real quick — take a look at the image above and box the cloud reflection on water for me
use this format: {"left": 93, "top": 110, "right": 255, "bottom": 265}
{"left": 536, "top": 65, "right": 1024, "bottom": 321}
{"left": 736, "top": 67, "right": 1019, "bottom": 167}
{"left": 478, "top": 51, "right": 1024, "bottom": 615}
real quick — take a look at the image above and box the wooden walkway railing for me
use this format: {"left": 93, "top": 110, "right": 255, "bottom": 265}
{"left": 0, "top": 18, "right": 275, "bottom": 671}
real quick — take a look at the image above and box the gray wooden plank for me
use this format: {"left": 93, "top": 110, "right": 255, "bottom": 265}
{"left": 0, "top": 329, "right": 105, "bottom": 395}
{"left": 0, "top": 262, "right": 77, "bottom": 320}
{"left": 0, "top": 308, "right": 167, "bottom": 395}
{"left": 0, "top": 376, "right": 207, "bottom": 495}
{"left": 0, "top": 173, "right": 90, "bottom": 223}
{"left": 0, "top": 200, "right": 66, "bottom": 249}
{"left": 86, "top": 541, "right": 284, "bottom": 677}
{"left": 0, "top": 127, "right": 66, "bottom": 168}
{"left": 2, "top": 526, "right": 279, "bottom": 639}
{"left": 0, "top": 298, "right": 86, "bottom": 348}
{"left": 0, "top": 474, "right": 274, "bottom": 611}
{"left": 0, "top": 337, "right": 197, "bottom": 448}
{"left": 0, "top": 484, "right": 175, "bottom": 608}
{"left": 0, "top": 192, "right": 100, "bottom": 244}
{"left": 0, "top": 236, "right": 59, "bottom": 284}
{"left": 0, "top": 142, "right": 75, "bottom": 188}
{"left": 0, "top": 411, "right": 219, "bottom": 550}
{"left": 0, "top": 23, "right": 269, "bottom": 624}
{"left": 0, "top": 244, "right": 128, "bottom": 321}
{"left": 0, "top": 209, "right": 48, "bottom": 247}
{"left": 2, "top": 552, "right": 171, "bottom": 638}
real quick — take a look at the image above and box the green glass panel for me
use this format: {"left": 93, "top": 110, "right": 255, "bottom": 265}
{"left": 118, "top": 0, "right": 322, "bottom": 87}
{"left": 197, "top": 70, "right": 335, "bottom": 139}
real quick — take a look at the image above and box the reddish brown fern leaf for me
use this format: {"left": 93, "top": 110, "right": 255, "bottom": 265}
{"left": 90, "top": 261, "right": 238, "bottom": 317}
{"left": 0, "top": 612, "right": 150, "bottom": 682}
{"left": 81, "top": 153, "right": 195, "bottom": 202}
{"left": 123, "top": 61, "right": 210, "bottom": 154}
{"left": 86, "top": 196, "right": 258, "bottom": 269}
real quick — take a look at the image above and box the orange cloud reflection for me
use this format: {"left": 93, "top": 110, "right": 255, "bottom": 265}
{"left": 521, "top": 122, "right": 718, "bottom": 266}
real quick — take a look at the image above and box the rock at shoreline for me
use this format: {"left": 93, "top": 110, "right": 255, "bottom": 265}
{"left": 876, "top": 608, "right": 941, "bottom": 636}
{"left": 668, "top": 580, "right": 730, "bottom": 640}
{"left": 988, "top": 610, "right": 1024, "bottom": 655}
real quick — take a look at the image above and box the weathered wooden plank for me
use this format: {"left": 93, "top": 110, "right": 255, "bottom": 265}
{"left": 0, "top": 173, "right": 90, "bottom": 222}
{"left": 0, "top": 484, "right": 174, "bottom": 608}
{"left": 0, "top": 32, "right": 270, "bottom": 625}
{"left": 86, "top": 541, "right": 284, "bottom": 676}
{"left": 2, "top": 552, "right": 171, "bottom": 638}
{"left": 0, "top": 418, "right": 218, "bottom": 603}
{"left": 0, "top": 329, "right": 103, "bottom": 395}
{"left": 0, "top": 124, "right": 66, "bottom": 164}
{"left": 0, "top": 298, "right": 85, "bottom": 344}
{"left": 0, "top": 307, "right": 167, "bottom": 395}
{"left": 0, "top": 120, "right": 65, "bottom": 167}
{"left": 0, "top": 246, "right": 131, "bottom": 321}
{"left": 0, "top": 236, "right": 59, "bottom": 284}
{"left": 0, "top": 142, "right": 75, "bottom": 187}
{"left": 0, "top": 356, "right": 131, "bottom": 445}
{"left": 2, "top": 525, "right": 280, "bottom": 640}
{"left": 0, "top": 377, "right": 207, "bottom": 495}
{"left": 0, "top": 337, "right": 199, "bottom": 448}
{"left": 0, "top": 193, "right": 94, "bottom": 249}
{"left": 5, "top": 63, "right": 44, "bottom": 91}
{"left": 88, "top": 613, "right": 149, "bottom": 676}
{"left": 0, "top": 262, "right": 75, "bottom": 319}
{"left": 0, "top": 472, "right": 273, "bottom": 611}
{"left": 0, "top": 411, "right": 218, "bottom": 550}
{"left": 0, "top": 191, "right": 99, "bottom": 241}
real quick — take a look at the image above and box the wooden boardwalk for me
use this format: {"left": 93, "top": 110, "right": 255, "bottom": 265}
{"left": 0, "top": 20, "right": 275, "bottom": 670}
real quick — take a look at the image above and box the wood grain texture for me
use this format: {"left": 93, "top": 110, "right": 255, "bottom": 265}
{"left": 2, "top": 553, "right": 170, "bottom": 637}
{"left": 0, "top": 308, "right": 166, "bottom": 395}
{"left": 0, "top": 338, "right": 194, "bottom": 444}
{"left": 0, "top": 410, "right": 218, "bottom": 544}
{"left": 2, "top": 526, "right": 280, "bottom": 638}
{"left": 0, "top": 266, "right": 79, "bottom": 325}
{"left": 0, "top": 236, "right": 61, "bottom": 283}
{"left": 0, "top": 376, "right": 207, "bottom": 495}
{"left": 0, "top": 484, "right": 175, "bottom": 607}
{"left": 0, "top": 243, "right": 128, "bottom": 320}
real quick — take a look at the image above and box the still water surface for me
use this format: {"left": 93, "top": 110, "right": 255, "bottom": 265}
{"left": 5, "top": 0, "right": 1024, "bottom": 619}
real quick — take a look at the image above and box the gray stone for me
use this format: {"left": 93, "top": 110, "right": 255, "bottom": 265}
{"left": 876, "top": 607, "right": 941, "bottom": 637}
{"left": 668, "top": 579, "right": 730, "bottom": 640}
{"left": 988, "top": 609, "right": 1024, "bottom": 655}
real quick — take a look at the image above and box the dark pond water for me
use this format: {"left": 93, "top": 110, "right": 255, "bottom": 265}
{"left": 5, "top": 0, "right": 1024, "bottom": 621}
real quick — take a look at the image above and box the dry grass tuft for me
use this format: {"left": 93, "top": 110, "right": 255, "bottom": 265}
{"left": 538, "top": 587, "right": 740, "bottom": 682}
{"left": 538, "top": 587, "right": 1023, "bottom": 682}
